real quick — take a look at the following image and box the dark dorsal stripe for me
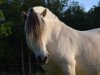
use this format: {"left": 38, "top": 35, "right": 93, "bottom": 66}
{"left": 25, "top": 11, "right": 44, "bottom": 41}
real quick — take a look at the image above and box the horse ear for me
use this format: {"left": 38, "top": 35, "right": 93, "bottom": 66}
{"left": 21, "top": 11, "right": 27, "bottom": 22}
{"left": 41, "top": 9, "right": 47, "bottom": 17}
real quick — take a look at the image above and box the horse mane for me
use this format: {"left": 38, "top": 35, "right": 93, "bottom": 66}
{"left": 33, "top": 6, "right": 59, "bottom": 21}
{"left": 25, "top": 9, "right": 45, "bottom": 42}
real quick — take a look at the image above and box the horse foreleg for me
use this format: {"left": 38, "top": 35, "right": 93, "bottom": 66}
{"left": 97, "top": 71, "right": 100, "bottom": 75}
{"left": 62, "top": 59, "right": 76, "bottom": 75}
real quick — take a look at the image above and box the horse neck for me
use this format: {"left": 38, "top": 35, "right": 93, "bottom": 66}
{"left": 42, "top": 17, "right": 61, "bottom": 44}
{"left": 46, "top": 20, "right": 80, "bottom": 51}
{"left": 52, "top": 21, "right": 78, "bottom": 40}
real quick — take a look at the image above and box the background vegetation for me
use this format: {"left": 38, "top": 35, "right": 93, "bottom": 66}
{"left": 0, "top": 0, "right": 100, "bottom": 75}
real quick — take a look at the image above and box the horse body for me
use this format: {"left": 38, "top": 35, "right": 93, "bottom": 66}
{"left": 76, "top": 29, "right": 100, "bottom": 75}
{"left": 45, "top": 23, "right": 100, "bottom": 75}
{"left": 45, "top": 21, "right": 100, "bottom": 75}
{"left": 22, "top": 6, "right": 100, "bottom": 75}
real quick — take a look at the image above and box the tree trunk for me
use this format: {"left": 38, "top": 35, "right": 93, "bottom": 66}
{"left": 29, "top": 50, "right": 31, "bottom": 75}
{"left": 21, "top": 40, "right": 25, "bottom": 75}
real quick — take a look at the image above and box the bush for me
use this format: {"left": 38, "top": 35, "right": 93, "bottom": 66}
{"left": 0, "top": 22, "right": 12, "bottom": 37}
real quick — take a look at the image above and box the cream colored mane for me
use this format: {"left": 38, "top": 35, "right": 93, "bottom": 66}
{"left": 33, "top": 6, "right": 59, "bottom": 21}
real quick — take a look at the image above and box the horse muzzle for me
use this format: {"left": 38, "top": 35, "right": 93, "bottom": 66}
{"left": 36, "top": 54, "right": 50, "bottom": 65}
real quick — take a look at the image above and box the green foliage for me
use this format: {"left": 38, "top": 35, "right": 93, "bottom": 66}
{"left": 63, "top": 1, "right": 100, "bottom": 30}
{"left": 0, "top": 40, "right": 9, "bottom": 57}
{"left": 86, "top": 6, "right": 100, "bottom": 29}
{"left": 0, "top": 10, "right": 5, "bottom": 19}
{"left": 0, "top": 22, "right": 12, "bottom": 37}
{"left": 63, "top": 1, "right": 86, "bottom": 30}
{"left": 45, "top": 0, "right": 68, "bottom": 19}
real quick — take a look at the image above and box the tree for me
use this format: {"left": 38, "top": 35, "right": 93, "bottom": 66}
{"left": 0, "top": 0, "right": 70, "bottom": 74}
{"left": 45, "top": 0, "right": 68, "bottom": 20}
{"left": 86, "top": 6, "right": 100, "bottom": 29}
{"left": 63, "top": 1, "right": 86, "bottom": 30}
{"left": 98, "top": 0, "right": 100, "bottom": 6}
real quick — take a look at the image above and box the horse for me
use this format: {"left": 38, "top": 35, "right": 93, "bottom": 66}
{"left": 21, "top": 6, "right": 100, "bottom": 75}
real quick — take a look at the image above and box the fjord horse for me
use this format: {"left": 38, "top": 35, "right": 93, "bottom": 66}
{"left": 22, "top": 6, "right": 100, "bottom": 75}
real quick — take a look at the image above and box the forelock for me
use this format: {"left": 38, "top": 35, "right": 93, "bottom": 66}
{"left": 25, "top": 8, "right": 45, "bottom": 42}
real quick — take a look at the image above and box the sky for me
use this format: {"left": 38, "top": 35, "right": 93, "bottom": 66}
{"left": 76, "top": 0, "right": 99, "bottom": 11}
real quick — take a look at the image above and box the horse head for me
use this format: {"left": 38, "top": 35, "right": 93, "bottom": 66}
{"left": 21, "top": 7, "right": 49, "bottom": 65}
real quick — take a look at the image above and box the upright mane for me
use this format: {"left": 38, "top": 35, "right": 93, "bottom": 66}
{"left": 33, "top": 6, "right": 59, "bottom": 21}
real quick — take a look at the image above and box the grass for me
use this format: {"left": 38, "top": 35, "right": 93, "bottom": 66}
{"left": 0, "top": 72, "right": 21, "bottom": 75}
{"left": 0, "top": 72, "right": 42, "bottom": 75}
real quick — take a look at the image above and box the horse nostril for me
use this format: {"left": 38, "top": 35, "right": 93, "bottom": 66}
{"left": 44, "top": 55, "right": 48, "bottom": 61}
{"left": 37, "top": 54, "right": 49, "bottom": 64}
{"left": 44, "top": 54, "right": 50, "bottom": 61}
